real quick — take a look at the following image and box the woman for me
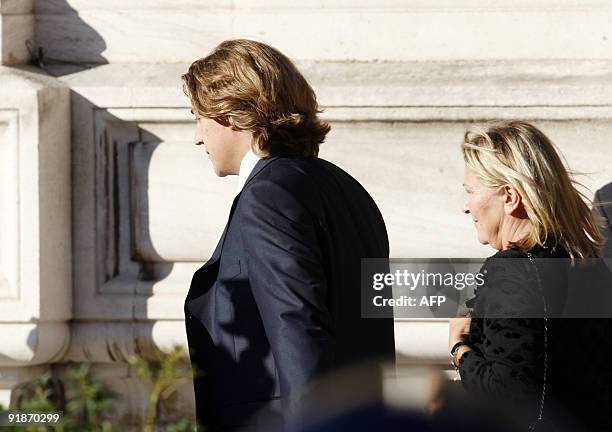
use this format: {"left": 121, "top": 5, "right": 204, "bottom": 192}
{"left": 448, "top": 120, "right": 611, "bottom": 431}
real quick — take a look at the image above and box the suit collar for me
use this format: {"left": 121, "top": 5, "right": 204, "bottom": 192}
{"left": 237, "top": 150, "right": 261, "bottom": 193}
{"left": 242, "top": 156, "right": 280, "bottom": 189}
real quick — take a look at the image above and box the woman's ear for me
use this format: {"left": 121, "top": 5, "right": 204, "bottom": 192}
{"left": 502, "top": 184, "right": 525, "bottom": 216}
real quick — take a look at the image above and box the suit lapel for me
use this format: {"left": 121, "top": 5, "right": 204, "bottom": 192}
{"left": 199, "top": 193, "right": 240, "bottom": 271}
{"left": 186, "top": 156, "right": 281, "bottom": 300}
{"left": 205, "top": 156, "right": 279, "bottom": 267}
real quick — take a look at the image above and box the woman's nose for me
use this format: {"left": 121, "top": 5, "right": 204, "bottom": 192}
{"left": 463, "top": 200, "right": 470, "bottom": 214}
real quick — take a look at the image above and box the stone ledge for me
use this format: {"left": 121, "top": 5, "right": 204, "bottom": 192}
{"left": 31, "top": 6, "right": 612, "bottom": 63}
{"left": 46, "top": 60, "right": 612, "bottom": 108}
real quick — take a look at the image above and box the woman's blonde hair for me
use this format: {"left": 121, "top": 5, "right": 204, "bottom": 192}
{"left": 182, "top": 39, "right": 330, "bottom": 157}
{"left": 461, "top": 120, "right": 603, "bottom": 258}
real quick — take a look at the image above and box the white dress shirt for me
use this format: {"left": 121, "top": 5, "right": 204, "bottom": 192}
{"left": 237, "top": 149, "right": 261, "bottom": 194}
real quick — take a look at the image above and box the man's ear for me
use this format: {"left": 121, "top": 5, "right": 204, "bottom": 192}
{"left": 214, "top": 116, "right": 231, "bottom": 127}
{"left": 502, "top": 184, "right": 526, "bottom": 216}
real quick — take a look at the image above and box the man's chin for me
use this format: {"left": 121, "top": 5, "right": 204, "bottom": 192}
{"left": 211, "top": 165, "right": 228, "bottom": 177}
{"left": 212, "top": 165, "right": 238, "bottom": 177}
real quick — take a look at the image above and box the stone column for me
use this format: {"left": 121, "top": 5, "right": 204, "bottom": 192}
{"left": 0, "top": 0, "right": 71, "bottom": 408}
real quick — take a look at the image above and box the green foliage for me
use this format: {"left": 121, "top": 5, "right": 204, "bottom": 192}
{"left": 0, "top": 372, "right": 66, "bottom": 432}
{"left": 2, "top": 344, "right": 200, "bottom": 432}
{"left": 127, "top": 345, "right": 197, "bottom": 432}
{"left": 61, "top": 363, "right": 117, "bottom": 431}
{"left": 162, "top": 419, "right": 199, "bottom": 432}
{"left": 5, "top": 365, "right": 115, "bottom": 432}
{"left": 15, "top": 371, "right": 62, "bottom": 413}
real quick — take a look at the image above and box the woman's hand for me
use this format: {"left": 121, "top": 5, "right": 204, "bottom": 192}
{"left": 448, "top": 317, "right": 471, "bottom": 351}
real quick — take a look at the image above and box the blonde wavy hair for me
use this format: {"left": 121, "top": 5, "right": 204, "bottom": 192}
{"left": 461, "top": 120, "right": 603, "bottom": 258}
{"left": 182, "top": 39, "right": 330, "bottom": 157}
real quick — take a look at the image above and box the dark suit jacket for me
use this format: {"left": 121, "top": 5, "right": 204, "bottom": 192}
{"left": 594, "top": 182, "right": 612, "bottom": 259}
{"left": 184, "top": 155, "right": 395, "bottom": 430}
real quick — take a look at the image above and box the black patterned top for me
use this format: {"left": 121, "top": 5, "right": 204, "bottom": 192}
{"left": 458, "top": 245, "right": 612, "bottom": 431}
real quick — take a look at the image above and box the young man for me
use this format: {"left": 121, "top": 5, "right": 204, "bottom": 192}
{"left": 182, "top": 39, "right": 394, "bottom": 431}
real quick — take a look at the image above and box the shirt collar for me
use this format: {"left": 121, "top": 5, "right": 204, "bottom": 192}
{"left": 237, "top": 149, "right": 261, "bottom": 193}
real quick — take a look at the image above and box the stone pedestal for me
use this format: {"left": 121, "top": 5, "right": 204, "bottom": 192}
{"left": 0, "top": 66, "right": 71, "bottom": 406}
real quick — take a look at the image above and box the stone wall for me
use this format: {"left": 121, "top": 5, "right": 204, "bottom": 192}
{"left": 1, "top": 0, "right": 611, "bottom": 427}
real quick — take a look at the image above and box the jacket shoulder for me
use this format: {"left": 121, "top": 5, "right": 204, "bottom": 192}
{"left": 243, "top": 156, "right": 350, "bottom": 197}
{"left": 595, "top": 182, "right": 612, "bottom": 202}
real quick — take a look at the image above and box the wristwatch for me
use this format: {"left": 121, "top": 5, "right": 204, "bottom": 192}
{"left": 449, "top": 340, "right": 467, "bottom": 368}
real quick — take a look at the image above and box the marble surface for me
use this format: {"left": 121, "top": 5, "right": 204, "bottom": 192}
{"left": 1, "top": 2, "right": 612, "bottom": 424}
{"left": 32, "top": 1, "right": 612, "bottom": 63}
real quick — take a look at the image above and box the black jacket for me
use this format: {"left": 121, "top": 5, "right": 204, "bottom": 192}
{"left": 459, "top": 246, "right": 612, "bottom": 431}
{"left": 594, "top": 182, "right": 612, "bottom": 260}
{"left": 184, "top": 155, "right": 395, "bottom": 430}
